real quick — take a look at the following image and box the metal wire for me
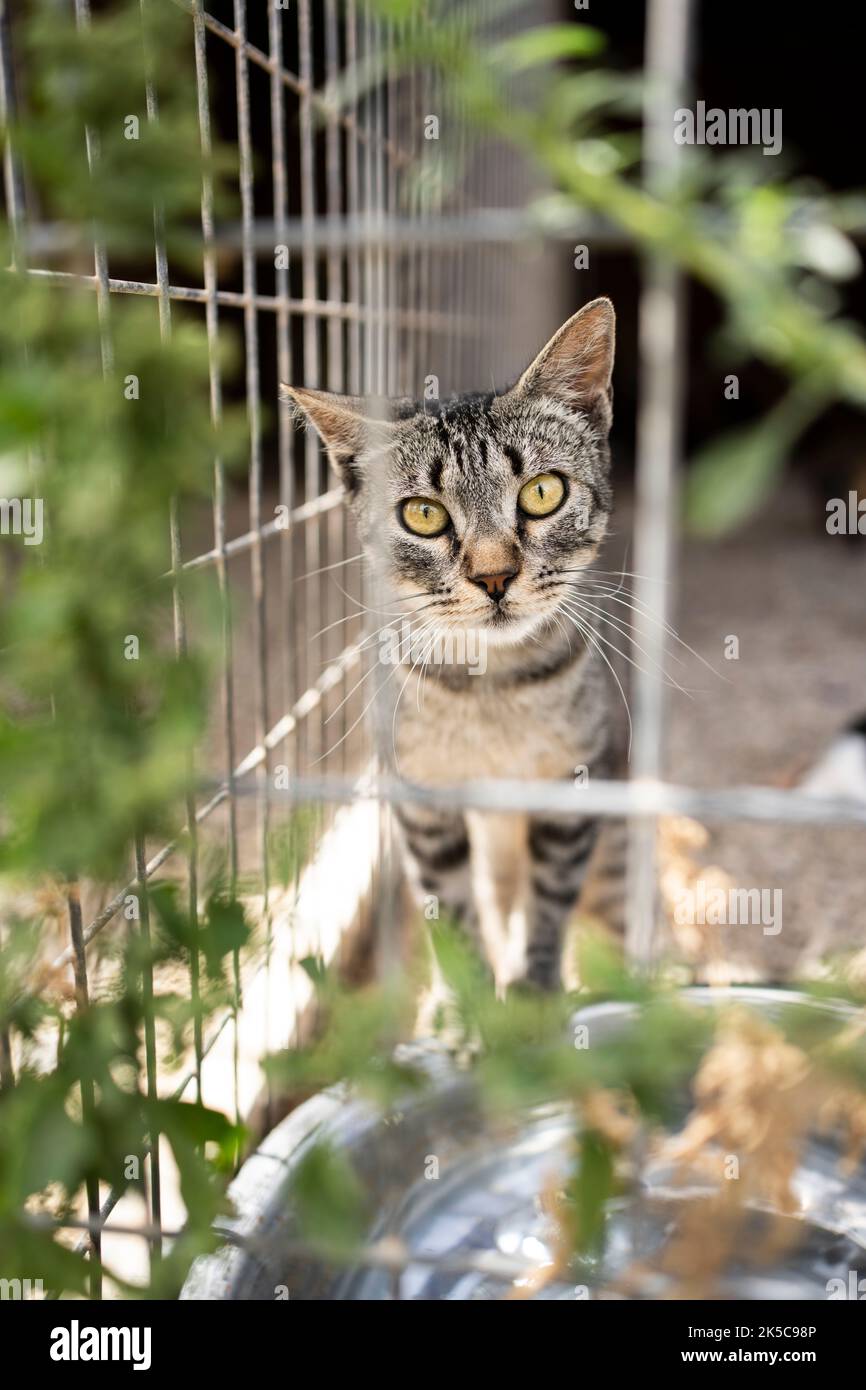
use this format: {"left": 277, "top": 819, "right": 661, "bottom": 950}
{"left": 2, "top": 0, "right": 865, "bottom": 1291}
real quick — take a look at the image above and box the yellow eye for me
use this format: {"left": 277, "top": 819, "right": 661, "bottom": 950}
{"left": 401, "top": 497, "right": 450, "bottom": 537}
{"left": 518, "top": 473, "right": 565, "bottom": 517}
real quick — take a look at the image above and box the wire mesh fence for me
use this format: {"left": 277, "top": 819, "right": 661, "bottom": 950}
{"left": 2, "top": 0, "right": 866, "bottom": 1299}
{"left": 0, "top": 0, "right": 565, "bottom": 1293}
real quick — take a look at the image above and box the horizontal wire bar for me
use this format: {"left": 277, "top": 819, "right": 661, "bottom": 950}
{"left": 176, "top": 488, "right": 343, "bottom": 575}
{"left": 15, "top": 267, "right": 464, "bottom": 330}
{"left": 212, "top": 210, "right": 633, "bottom": 252}
{"left": 221, "top": 771, "right": 866, "bottom": 829}
{"left": 24, "top": 200, "right": 866, "bottom": 261}
{"left": 174, "top": 0, "right": 410, "bottom": 167}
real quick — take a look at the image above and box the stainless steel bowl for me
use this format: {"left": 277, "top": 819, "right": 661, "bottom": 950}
{"left": 181, "top": 987, "right": 866, "bottom": 1300}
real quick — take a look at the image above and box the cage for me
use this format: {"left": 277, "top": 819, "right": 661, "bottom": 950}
{"left": 1, "top": 0, "right": 866, "bottom": 1306}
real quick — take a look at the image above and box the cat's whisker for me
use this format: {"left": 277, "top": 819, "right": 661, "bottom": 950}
{"left": 562, "top": 592, "right": 688, "bottom": 671}
{"left": 322, "top": 613, "right": 443, "bottom": 726}
{"left": 330, "top": 577, "right": 436, "bottom": 618}
{"left": 560, "top": 567, "right": 669, "bottom": 585}
{"left": 549, "top": 608, "right": 573, "bottom": 655}
{"left": 560, "top": 601, "right": 691, "bottom": 697}
{"left": 573, "top": 582, "right": 724, "bottom": 680}
{"left": 549, "top": 561, "right": 723, "bottom": 682}
{"left": 557, "top": 606, "right": 633, "bottom": 757}
{"left": 314, "top": 624, "right": 435, "bottom": 764}
{"left": 418, "top": 618, "right": 458, "bottom": 713}
{"left": 390, "top": 622, "right": 445, "bottom": 759}
{"left": 295, "top": 552, "right": 364, "bottom": 583}
{"left": 312, "top": 595, "right": 444, "bottom": 644}
{"left": 559, "top": 599, "right": 696, "bottom": 700}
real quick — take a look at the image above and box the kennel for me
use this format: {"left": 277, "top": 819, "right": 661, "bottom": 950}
{"left": 2, "top": 0, "right": 866, "bottom": 1300}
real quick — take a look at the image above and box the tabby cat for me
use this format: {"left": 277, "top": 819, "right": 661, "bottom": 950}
{"left": 284, "top": 297, "right": 625, "bottom": 990}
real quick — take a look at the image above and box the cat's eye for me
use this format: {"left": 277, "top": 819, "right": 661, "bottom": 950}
{"left": 401, "top": 497, "right": 451, "bottom": 537}
{"left": 518, "top": 473, "right": 565, "bottom": 517}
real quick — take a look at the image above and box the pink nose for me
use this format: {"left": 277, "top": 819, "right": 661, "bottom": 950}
{"left": 469, "top": 570, "right": 518, "bottom": 601}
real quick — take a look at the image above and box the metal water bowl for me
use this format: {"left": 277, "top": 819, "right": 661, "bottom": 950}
{"left": 181, "top": 987, "right": 866, "bottom": 1300}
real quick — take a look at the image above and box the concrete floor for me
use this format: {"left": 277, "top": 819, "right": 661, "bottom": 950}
{"left": 611, "top": 480, "right": 866, "bottom": 980}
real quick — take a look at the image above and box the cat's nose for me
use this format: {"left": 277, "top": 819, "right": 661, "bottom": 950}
{"left": 469, "top": 569, "right": 518, "bottom": 601}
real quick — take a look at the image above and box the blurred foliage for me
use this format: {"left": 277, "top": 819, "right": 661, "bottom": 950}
{"left": 370, "top": 0, "right": 866, "bottom": 532}
{"left": 271, "top": 922, "right": 866, "bottom": 1275}
{"left": 2, "top": 0, "right": 865, "bottom": 1303}
{"left": 0, "top": 0, "right": 259, "bottom": 1298}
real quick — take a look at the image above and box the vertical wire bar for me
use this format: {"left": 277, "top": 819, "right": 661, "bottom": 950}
{"left": 367, "top": 11, "right": 401, "bottom": 980}
{"left": 0, "top": 0, "right": 26, "bottom": 269}
{"left": 193, "top": 0, "right": 239, "bottom": 905}
{"left": 417, "top": 12, "right": 433, "bottom": 394}
{"left": 362, "top": 8, "right": 375, "bottom": 401}
{"left": 73, "top": 0, "right": 113, "bottom": 376}
{"left": 450, "top": 4, "right": 467, "bottom": 388}
{"left": 323, "top": 0, "right": 347, "bottom": 775}
{"left": 344, "top": 0, "right": 364, "bottom": 773}
{"left": 66, "top": 0, "right": 112, "bottom": 1295}
{"left": 385, "top": 26, "right": 399, "bottom": 397}
{"left": 133, "top": 841, "right": 161, "bottom": 1263}
{"left": 125, "top": 0, "right": 210, "bottom": 1271}
{"left": 345, "top": 0, "right": 363, "bottom": 398}
{"left": 268, "top": 0, "right": 294, "bottom": 761}
{"left": 233, "top": 0, "right": 271, "bottom": 1120}
{"left": 381, "top": 14, "right": 403, "bottom": 976}
{"left": 266, "top": 0, "right": 291, "bottom": 1115}
{"left": 0, "top": 2, "right": 21, "bottom": 1091}
{"left": 358, "top": 4, "right": 383, "bottom": 954}
{"left": 373, "top": 16, "right": 387, "bottom": 398}
{"left": 402, "top": 8, "right": 419, "bottom": 399}
{"left": 625, "top": 0, "right": 693, "bottom": 967}
{"left": 298, "top": 0, "right": 322, "bottom": 780}
{"left": 67, "top": 883, "right": 102, "bottom": 1296}
{"left": 139, "top": 1, "right": 201, "bottom": 1148}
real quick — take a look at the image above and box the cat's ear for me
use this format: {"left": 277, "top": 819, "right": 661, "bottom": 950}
{"left": 281, "top": 385, "right": 394, "bottom": 491}
{"left": 511, "top": 297, "right": 615, "bottom": 417}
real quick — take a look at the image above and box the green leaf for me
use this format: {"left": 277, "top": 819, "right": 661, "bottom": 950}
{"left": 492, "top": 24, "right": 605, "bottom": 73}
{"left": 684, "top": 386, "right": 827, "bottom": 537}
{"left": 569, "top": 1129, "right": 614, "bottom": 1255}
{"left": 289, "top": 1141, "right": 367, "bottom": 1255}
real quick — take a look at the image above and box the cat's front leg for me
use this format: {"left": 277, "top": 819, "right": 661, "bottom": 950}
{"left": 522, "top": 813, "right": 600, "bottom": 989}
{"left": 393, "top": 803, "right": 480, "bottom": 946}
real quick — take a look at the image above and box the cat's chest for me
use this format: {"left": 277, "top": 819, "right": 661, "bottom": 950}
{"left": 393, "top": 666, "right": 596, "bottom": 784}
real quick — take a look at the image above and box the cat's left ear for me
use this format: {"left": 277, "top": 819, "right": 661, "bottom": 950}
{"left": 281, "top": 385, "right": 395, "bottom": 492}
{"left": 510, "top": 297, "right": 615, "bottom": 420}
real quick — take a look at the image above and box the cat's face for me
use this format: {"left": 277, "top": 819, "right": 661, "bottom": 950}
{"left": 284, "top": 298, "right": 615, "bottom": 647}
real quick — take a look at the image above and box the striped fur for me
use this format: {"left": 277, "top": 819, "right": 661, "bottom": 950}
{"left": 284, "top": 299, "right": 625, "bottom": 989}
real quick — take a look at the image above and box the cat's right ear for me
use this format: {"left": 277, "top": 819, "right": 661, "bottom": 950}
{"left": 281, "top": 385, "right": 394, "bottom": 493}
{"left": 510, "top": 297, "right": 615, "bottom": 422}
